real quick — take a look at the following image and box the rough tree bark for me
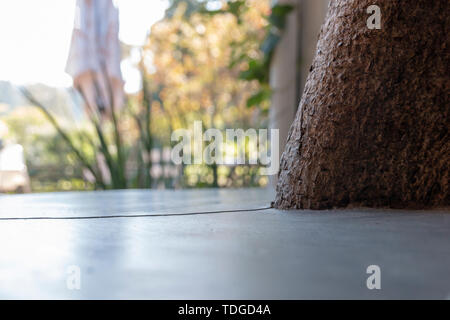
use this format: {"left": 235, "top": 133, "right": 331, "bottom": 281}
{"left": 274, "top": 0, "right": 449, "bottom": 209}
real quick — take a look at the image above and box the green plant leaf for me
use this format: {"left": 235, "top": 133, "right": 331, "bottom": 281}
{"left": 246, "top": 88, "right": 272, "bottom": 108}
{"left": 268, "top": 4, "right": 294, "bottom": 30}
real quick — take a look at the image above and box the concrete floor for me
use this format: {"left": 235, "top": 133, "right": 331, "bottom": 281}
{"left": 0, "top": 188, "right": 449, "bottom": 299}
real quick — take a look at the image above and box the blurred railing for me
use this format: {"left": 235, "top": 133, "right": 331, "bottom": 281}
{"left": 26, "top": 146, "right": 267, "bottom": 193}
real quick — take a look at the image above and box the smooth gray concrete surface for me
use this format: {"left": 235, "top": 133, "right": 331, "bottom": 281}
{"left": 0, "top": 188, "right": 449, "bottom": 299}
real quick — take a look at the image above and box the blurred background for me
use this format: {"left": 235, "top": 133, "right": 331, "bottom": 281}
{"left": 0, "top": 0, "right": 328, "bottom": 194}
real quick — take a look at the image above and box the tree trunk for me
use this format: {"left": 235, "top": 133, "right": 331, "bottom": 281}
{"left": 274, "top": 0, "right": 449, "bottom": 209}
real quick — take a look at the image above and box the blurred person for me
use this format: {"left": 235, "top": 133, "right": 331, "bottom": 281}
{"left": 0, "top": 121, "right": 31, "bottom": 193}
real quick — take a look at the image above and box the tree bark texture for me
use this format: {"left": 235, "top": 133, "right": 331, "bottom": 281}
{"left": 274, "top": 0, "right": 449, "bottom": 209}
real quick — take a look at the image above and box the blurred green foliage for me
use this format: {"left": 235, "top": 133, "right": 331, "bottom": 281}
{"left": 2, "top": 106, "right": 94, "bottom": 192}
{"left": 3, "top": 0, "right": 292, "bottom": 193}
